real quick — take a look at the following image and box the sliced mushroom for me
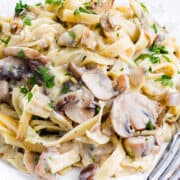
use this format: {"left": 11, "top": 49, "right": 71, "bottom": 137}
{"left": 68, "top": 63, "right": 117, "bottom": 100}
{"left": 68, "top": 62, "right": 85, "bottom": 79}
{"left": 3, "top": 47, "right": 50, "bottom": 64}
{"left": 116, "top": 74, "right": 130, "bottom": 93}
{"left": 129, "top": 67, "right": 146, "bottom": 89}
{"left": 0, "top": 56, "right": 28, "bottom": 81}
{"left": 82, "top": 69, "right": 117, "bottom": 100}
{"left": 0, "top": 80, "right": 9, "bottom": 103}
{"left": 123, "top": 136, "right": 155, "bottom": 158}
{"left": 79, "top": 163, "right": 98, "bottom": 180}
{"left": 58, "top": 25, "right": 96, "bottom": 50}
{"left": 165, "top": 92, "right": 180, "bottom": 106}
{"left": 55, "top": 88, "right": 96, "bottom": 123}
{"left": 88, "top": 0, "right": 114, "bottom": 14}
{"left": 111, "top": 93, "right": 160, "bottom": 138}
{"left": 100, "top": 10, "right": 121, "bottom": 32}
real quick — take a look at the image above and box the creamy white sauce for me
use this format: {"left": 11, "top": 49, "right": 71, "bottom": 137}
{"left": 0, "top": 1, "right": 179, "bottom": 180}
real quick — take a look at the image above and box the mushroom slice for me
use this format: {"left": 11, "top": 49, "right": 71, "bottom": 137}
{"left": 123, "top": 136, "right": 155, "bottom": 158}
{"left": 3, "top": 47, "right": 50, "bottom": 64}
{"left": 64, "top": 88, "right": 95, "bottom": 123}
{"left": 111, "top": 93, "right": 160, "bottom": 138}
{"left": 55, "top": 88, "right": 95, "bottom": 123}
{"left": 82, "top": 69, "right": 117, "bottom": 100}
{"left": 79, "top": 163, "right": 97, "bottom": 180}
{"left": 129, "top": 67, "right": 146, "bottom": 89}
{"left": 0, "top": 56, "right": 28, "bottom": 81}
{"left": 68, "top": 62, "right": 85, "bottom": 79}
{"left": 116, "top": 74, "right": 130, "bottom": 93}
{"left": 90, "top": 0, "right": 114, "bottom": 14}
{"left": 0, "top": 80, "right": 9, "bottom": 103}
{"left": 165, "top": 92, "right": 180, "bottom": 106}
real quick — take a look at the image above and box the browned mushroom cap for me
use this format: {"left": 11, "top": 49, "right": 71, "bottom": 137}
{"left": 3, "top": 47, "right": 50, "bottom": 64}
{"left": 82, "top": 69, "right": 117, "bottom": 100}
{"left": 55, "top": 88, "right": 95, "bottom": 123}
{"left": 111, "top": 93, "right": 159, "bottom": 138}
{"left": 165, "top": 92, "right": 180, "bottom": 106}
{"left": 116, "top": 74, "right": 130, "bottom": 93}
{"left": 123, "top": 136, "right": 155, "bottom": 158}
{"left": 79, "top": 163, "right": 98, "bottom": 180}
{"left": 0, "top": 80, "right": 9, "bottom": 103}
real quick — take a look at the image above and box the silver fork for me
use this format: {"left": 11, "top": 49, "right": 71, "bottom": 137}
{"left": 147, "top": 129, "right": 180, "bottom": 180}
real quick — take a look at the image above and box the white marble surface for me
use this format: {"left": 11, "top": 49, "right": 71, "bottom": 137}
{"left": 0, "top": 0, "right": 179, "bottom": 180}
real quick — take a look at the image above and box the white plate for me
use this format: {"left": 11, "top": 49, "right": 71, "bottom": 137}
{"left": 0, "top": 0, "right": 180, "bottom": 180}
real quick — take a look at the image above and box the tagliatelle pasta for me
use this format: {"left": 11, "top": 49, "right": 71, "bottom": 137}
{"left": 0, "top": 0, "right": 179, "bottom": 179}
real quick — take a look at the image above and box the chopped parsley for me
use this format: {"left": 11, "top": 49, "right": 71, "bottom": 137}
{"left": 96, "top": 106, "right": 101, "bottom": 114}
{"left": 149, "top": 44, "right": 169, "bottom": 54}
{"left": 23, "top": 16, "right": 31, "bottom": 26}
{"left": 27, "top": 92, "right": 33, "bottom": 102}
{"left": 178, "top": 70, "right": 180, "bottom": 74}
{"left": 120, "top": 67, "right": 124, "bottom": 72}
{"left": 140, "top": 3, "right": 149, "bottom": 13}
{"left": 162, "top": 55, "right": 171, "bottom": 62}
{"left": 152, "top": 24, "right": 158, "bottom": 34}
{"left": 51, "top": 61, "right": 55, "bottom": 67}
{"left": 148, "top": 66, "right": 152, "bottom": 72}
{"left": 45, "top": 0, "right": 65, "bottom": 5}
{"left": 68, "top": 31, "right": 75, "bottom": 39}
{"left": 15, "top": 0, "right": 29, "bottom": 15}
{"left": 20, "top": 86, "right": 28, "bottom": 95}
{"left": 135, "top": 54, "right": 160, "bottom": 64}
{"left": 29, "top": 75, "right": 38, "bottom": 86}
{"left": 48, "top": 100, "right": 54, "bottom": 109}
{"left": 37, "top": 67, "right": 55, "bottom": 88}
{"left": 155, "top": 75, "right": 174, "bottom": 87}
{"left": 36, "top": 2, "right": 42, "bottom": 6}
{"left": 95, "top": 23, "right": 101, "bottom": 29}
{"left": 17, "top": 49, "right": 24, "bottom": 59}
{"left": 61, "top": 82, "right": 71, "bottom": 94}
{"left": 146, "top": 120, "right": 154, "bottom": 130}
{"left": 74, "top": 7, "right": 95, "bottom": 15}
{"left": 0, "top": 36, "right": 11, "bottom": 46}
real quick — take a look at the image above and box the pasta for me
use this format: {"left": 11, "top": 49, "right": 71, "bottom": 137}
{"left": 0, "top": 0, "right": 179, "bottom": 179}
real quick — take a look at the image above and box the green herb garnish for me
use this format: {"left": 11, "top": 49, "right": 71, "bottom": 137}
{"left": 17, "top": 49, "right": 24, "bottom": 59}
{"left": 15, "top": 0, "right": 29, "bottom": 15}
{"left": 152, "top": 24, "right": 158, "bottom": 34}
{"left": 27, "top": 92, "right": 33, "bottom": 102}
{"left": 38, "top": 67, "right": 55, "bottom": 88}
{"left": 146, "top": 120, "right": 154, "bottom": 130}
{"left": 148, "top": 66, "right": 152, "bottom": 72}
{"left": 96, "top": 106, "right": 101, "bottom": 113}
{"left": 74, "top": 7, "right": 95, "bottom": 15}
{"left": 23, "top": 16, "right": 31, "bottom": 26}
{"left": 36, "top": 2, "right": 42, "bottom": 6}
{"left": 45, "top": 0, "right": 65, "bottom": 5}
{"left": 29, "top": 75, "right": 38, "bottom": 86}
{"left": 140, "top": 3, "right": 149, "bottom": 13}
{"left": 0, "top": 36, "right": 11, "bottom": 46}
{"left": 20, "top": 86, "right": 28, "bottom": 95}
{"left": 68, "top": 31, "right": 75, "bottom": 39}
{"left": 120, "top": 67, "right": 124, "bottom": 72}
{"left": 149, "top": 44, "right": 168, "bottom": 54}
{"left": 48, "top": 100, "right": 54, "bottom": 109}
{"left": 61, "top": 83, "right": 70, "bottom": 94}
{"left": 135, "top": 54, "right": 160, "bottom": 64}
{"left": 155, "top": 75, "right": 174, "bottom": 87}
{"left": 162, "top": 55, "right": 171, "bottom": 62}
